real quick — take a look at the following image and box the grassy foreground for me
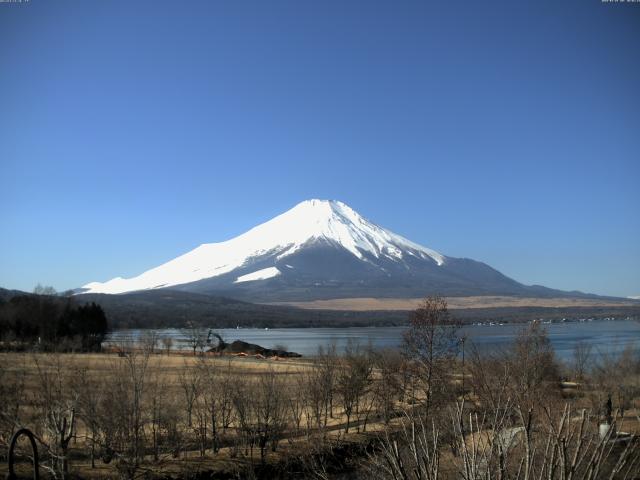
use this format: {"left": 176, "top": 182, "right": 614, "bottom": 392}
{"left": 1, "top": 320, "right": 639, "bottom": 480}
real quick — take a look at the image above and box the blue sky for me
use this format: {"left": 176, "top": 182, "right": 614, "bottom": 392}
{"left": 1, "top": 0, "right": 638, "bottom": 297}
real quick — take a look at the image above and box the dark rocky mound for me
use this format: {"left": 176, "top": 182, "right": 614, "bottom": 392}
{"left": 211, "top": 339, "right": 301, "bottom": 358}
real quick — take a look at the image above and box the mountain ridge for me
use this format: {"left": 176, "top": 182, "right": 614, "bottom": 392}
{"left": 79, "top": 199, "right": 607, "bottom": 302}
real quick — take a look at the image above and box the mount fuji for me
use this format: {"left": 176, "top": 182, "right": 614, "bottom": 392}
{"left": 79, "top": 199, "right": 583, "bottom": 302}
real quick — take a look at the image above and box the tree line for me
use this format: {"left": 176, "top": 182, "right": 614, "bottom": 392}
{"left": 0, "top": 286, "right": 108, "bottom": 351}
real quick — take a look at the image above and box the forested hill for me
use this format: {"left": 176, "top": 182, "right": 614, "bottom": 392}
{"left": 0, "top": 288, "right": 108, "bottom": 350}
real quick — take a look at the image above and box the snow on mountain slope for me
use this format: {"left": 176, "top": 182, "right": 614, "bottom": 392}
{"left": 234, "top": 267, "right": 281, "bottom": 284}
{"left": 81, "top": 199, "right": 446, "bottom": 295}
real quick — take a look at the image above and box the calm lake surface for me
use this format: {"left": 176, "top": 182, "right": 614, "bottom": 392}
{"left": 106, "top": 319, "right": 640, "bottom": 362}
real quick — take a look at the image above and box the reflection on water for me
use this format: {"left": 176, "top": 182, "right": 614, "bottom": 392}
{"left": 105, "top": 319, "right": 640, "bottom": 362}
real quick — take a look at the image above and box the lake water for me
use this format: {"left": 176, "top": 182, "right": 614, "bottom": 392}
{"left": 105, "top": 319, "right": 640, "bottom": 363}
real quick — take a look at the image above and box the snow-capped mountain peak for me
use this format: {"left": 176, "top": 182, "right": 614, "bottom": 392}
{"left": 239, "top": 199, "right": 445, "bottom": 264}
{"left": 81, "top": 199, "right": 445, "bottom": 295}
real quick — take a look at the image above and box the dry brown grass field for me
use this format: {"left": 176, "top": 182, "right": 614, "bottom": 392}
{"left": 1, "top": 320, "right": 639, "bottom": 480}
{"left": 269, "top": 295, "right": 640, "bottom": 311}
{"left": 0, "top": 350, "right": 406, "bottom": 479}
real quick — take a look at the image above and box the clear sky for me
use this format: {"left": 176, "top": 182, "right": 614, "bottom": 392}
{"left": 1, "top": 0, "right": 638, "bottom": 297}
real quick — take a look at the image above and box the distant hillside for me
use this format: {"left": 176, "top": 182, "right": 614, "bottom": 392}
{"left": 75, "top": 289, "right": 640, "bottom": 329}
{"left": 3, "top": 287, "right": 638, "bottom": 329}
{"left": 74, "top": 290, "right": 407, "bottom": 329}
{"left": 0, "top": 287, "right": 26, "bottom": 302}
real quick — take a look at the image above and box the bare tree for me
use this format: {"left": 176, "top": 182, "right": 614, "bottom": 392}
{"left": 139, "top": 330, "right": 158, "bottom": 354}
{"left": 508, "top": 321, "right": 561, "bottom": 412}
{"left": 33, "top": 284, "right": 57, "bottom": 296}
{"left": 303, "top": 366, "right": 326, "bottom": 435}
{"left": 254, "top": 368, "right": 287, "bottom": 461}
{"left": 288, "top": 373, "right": 307, "bottom": 439}
{"left": 317, "top": 344, "right": 338, "bottom": 421}
{"left": 197, "top": 358, "right": 237, "bottom": 453}
{"left": 591, "top": 344, "right": 640, "bottom": 420}
{"left": 231, "top": 375, "right": 255, "bottom": 459}
{"left": 403, "top": 296, "right": 460, "bottom": 415}
{"left": 572, "top": 340, "right": 593, "bottom": 382}
{"left": 336, "top": 341, "right": 372, "bottom": 433}
{"left": 372, "top": 348, "right": 404, "bottom": 424}
{"left": 0, "top": 359, "right": 26, "bottom": 455}
{"left": 161, "top": 336, "right": 173, "bottom": 355}
{"left": 178, "top": 361, "right": 201, "bottom": 428}
{"left": 303, "top": 347, "right": 337, "bottom": 434}
{"left": 72, "top": 366, "right": 104, "bottom": 468}
{"left": 367, "top": 400, "right": 640, "bottom": 480}
{"left": 231, "top": 368, "right": 288, "bottom": 464}
{"left": 218, "top": 359, "right": 236, "bottom": 432}
{"left": 184, "top": 323, "right": 207, "bottom": 356}
{"left": 467, "top": 345, "right": 514, "bottom": 423}
{"left": 158, "top": 394, "right": 183, "bottom": 460}
{"left": 33, "top": 354, "right": 78, "bottom": 480}
{"left": 101, "top": 348, "right": 151, "bottom": 479}
{"left": 192, "top": 378, "right": 209, "bottom": 457}
{"left": 147, "top": 363, "right": 169, "bottom": 462}
{"left": 197, "top": 359, "right": 218, "bottom": 453}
